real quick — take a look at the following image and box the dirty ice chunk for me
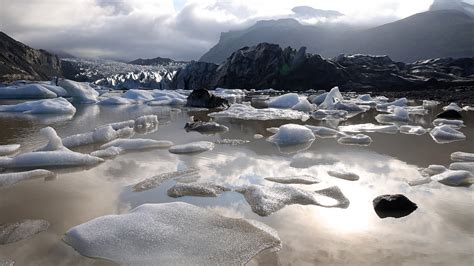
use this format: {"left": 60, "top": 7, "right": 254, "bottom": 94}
{"left": 327, "top": 170, "right": 360, "bottom": 181}
{"left": 167, "top": 182, "right": 230, "bottom": 198}
{"left": 0, "top": 219, "right": 49, "bottom": 244}
{"left": 237, "top": 184, "right": 349, "bottom": 216}
{"left": 64, "top": 202, "right": 282, "bottom": 265}
{"left": 0, "top": 144, "right": 20, "bottom": 156}
{"left": 430, "top": 125, "right": 466, "bottom": 144}
{"left": 169, "top": 141, "right": 214, "bottom": 154}
{"left": 431, "top": 170, "right": 473, "bottom": 186}
{"left": 337, "top": 134, "right": 372, "bottom": 146}
{"left": 0, "top": 98, "right": 76, "bottom": 115}
{"left": 450, "top": 152, "right": 474, "bottom": 162}
{"left": 399, "top": 125, "right": 427, "bottom": 135}
{"left": 265, "top": 175, "right": 320, "bottom": 184}
{"left": 267, "top": 124, "right": 315, "bottom": 146}
{"left": 132, "top": 169, "right": 200, "bottom": 192}
{"left": 339, "top": 123, "right": 398, "bottom": 134}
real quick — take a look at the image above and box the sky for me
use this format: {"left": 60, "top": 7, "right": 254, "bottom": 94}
{"left": 0, "top": 0, "right": 457, "bottom": 61}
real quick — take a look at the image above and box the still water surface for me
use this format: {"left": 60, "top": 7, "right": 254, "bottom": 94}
{"left": 0, "top": 99, "right": 473, "bottom": 265}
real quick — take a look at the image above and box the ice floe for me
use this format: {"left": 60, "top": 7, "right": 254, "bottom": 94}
{"left": 339, "top": 123, "right": 398, "bottom": 134}
{"left": 449, "top": 162, "right": 474, "bottom": 173}
{"left": 0, "top": 84, "right": 57, "bottom": 99}
{"left": 267, "top": 124, "right": 315, "bottom": 146}
{"left": 327, "top": 170, "right": 360, "bottom": 181}
{"left": 442, "top": 102, "right": 463, "bottom": 112}
{"left": 267, "top": 93, "right": 300, "bottom": 108}
{"left": 169, "top": 141, "right": 215, "bottom": 154}
{"left": 237, "top": 184, "right": 349, "bottom": 216}
{"left": 304, "top": 125, "right": 341, "bottom": 138}
{"left": 98, "top": 96, "right": 136, "bottom": 105}
{"left": 450, "top": 152, "right": 474, "bottom": 162}
{"left": 0, "top": 169, "right": 55, "bottom": 188}
{"left": 432, "top": 119, "right": 464, "bottom": 129}
{"left": 132, "top": 169, "right": 200, "bottom": 192}
{"left": 421, "top": 165, "right": 448, "bottom": 176}
{"left": 57, "top": 79, "right": 99, "bottom": 103}
{"left": 399, "top": 125, "right": 427, "bottom": 135}
{"left": 375, "top": 106, "right": 409, "bottom": 123}
{"left": 319, "top": 87, "right": 343, "bottom": 109}
{"left": 0, "top": 219, "right": 49, "bottom": 244}
{"left": 311, "top": 109, "right": 348, "bottom": 120}
{"left": 62, "top": 125, "right": 134, "bottom": 148}
{"left": 308, "top": 92, "right": 328, "bottom": 105}
{"left": 0, "top": 98, "right": 76, "bottom": 115}
{"left": 264, "top": 175, "right": 320, "bottom": 184}
{"left": 64, "top": 202, "right": 281, "bottom": 265}
{"left": 90, "top": 146, "right": 123, "bottom": 159}
{"left": 101, "top": 138, "right": 173, "bottom": 151}
{"left": 0, "top": 144, "right": 20, "bottom": 156}
{"left": 291, "top": 98, "right": 316, "bottom": 112}
{"left": 431, "top": 170, "right": 473, "bottom": 186}
{"left": 430, "top": 125, "right": 466, "bottom": 144}
{"left": 0, "top": 151, "right": 104, "bottom": 169}
{"left": 337, "top": 134, "right": 372, "bottom": 146}
{"left": 376, "top": 98, "right": 407, "bottom": 109}
{"left": 167, "top": 182, "right": 230, "bottom": 198}
{"left": 37, "top": 127, "right": 69, "bottom": 152}
{"left": 209, "top": 104, "right": 309, "bottom": 121}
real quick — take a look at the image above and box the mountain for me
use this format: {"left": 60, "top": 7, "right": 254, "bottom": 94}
{"left": 200, "top": 10, "right": 474, "bottom": 64}
{"left": 175, "top": 42, "right": 474, "bottom": 91}
{"left": 0, "top": 32, "right": 62, "bottom": 82}
{"left": 128, "top": 56, "right": 187, "bottom": 66}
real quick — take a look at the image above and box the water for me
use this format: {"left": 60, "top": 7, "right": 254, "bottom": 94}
{"left": 0, "top": 99, "right": 473, "bottom": 265}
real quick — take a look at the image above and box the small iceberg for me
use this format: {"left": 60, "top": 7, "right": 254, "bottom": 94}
{"left": 101, "top": 138, "right": 173, "bottom": 151}
{"left": 0, "top": 169, "right": 55, "bottom": 188}
{"left": 132, "top": 169, "right": 200, "bottom": 192}
{"left": 0, "top": 151, "right": 104, "bottom": 169}
{"left": 376, "top": 98, "right": 407, "bottom": 109}
{"left": 267, "top": 93, "right": 300, "bottom": 108}
{"left": 431, "top": 170, "right": 473, "bottom": 187}
{"left": 451, "top": 152, "right": 474, "bottom": 162}
{"left": 421, "top": 165, "right": 448, "bottom": 176}
{"left": 0, "top": 84, "right": 57, "bottom": 99}
{"left": 167, "top": 182, "right": 230, "bottom": 198}
{"left": 267, "top": 124, "right": 315, "bottom": 146}
{"left": 0, "top": 219, "right": 49, "bottom": 244}
{"left": 449, "top": 162, "right": 474, "bottom": 173}
{"left": 337, "top": 134, "right": 372, "bottom": 146}
{"left": 339, "top": 123, "right": 398, "bottom": 134}
{"left": 327, "top": 170, "right": 360, "bottom": 181}
{"left": 237, "top": 184, "right": 349, "bottom": 216}
{"left": 442, "top": 102, "right": 463, "bottom": 112}
{"left": 399, "top": 125, "right": 427, "bottom": 135}
{"left": 432, "top": 119, "right": 464, "bottom": 129}
{"left": 169, "top": 141, "right": 214, "bottom": 154}
{"left": 304, "top": 125, "right": 341, "bottom": 138}
{"left": 98, "top": 96, "right": 136, "bottom": 105}
{"left": 64, "top": 202, "right": 281, "bottom": 265}
{"left": 90, "top": 146, "right": 123, "bottom": 159}
{"left": 0, "top": 144, "right": 20, "bottom": 156}
{"left": 291, "top": 98, "right": 316, "bottom": 112}
{"left": 265, "top": 175, "right": 320, "bottom": 184}
{"left": 209, "top": 104, "right": 309, "bottom": 121}
{"left": 57, "top": 79, "right": 99, "bottom": 103}
{"left": 62, "top": 125, "right": 134, "bottom": 148}
{"left": 375, "top": 106, "right": 409, "bottom": 123}
{"left": 0, "top": 98, "right": 76, "bottom": 115}
{"left": 319, "top": 87, "right": 343, "bottom": 109}
{"left": 430, "top": 125, "right": 466, "bottom": 144}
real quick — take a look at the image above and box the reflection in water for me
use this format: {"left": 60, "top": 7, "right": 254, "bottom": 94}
{"left": 0, "top": 103, "right": 472, "bottom": 265}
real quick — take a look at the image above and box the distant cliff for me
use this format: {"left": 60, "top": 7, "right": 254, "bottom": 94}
{"left": 0, "top": 32, "right": 62, "bottom": 82}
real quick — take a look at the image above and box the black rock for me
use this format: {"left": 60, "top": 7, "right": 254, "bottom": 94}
{"left": 373, "top": 194, "right": 417, "bottom": 219}
{"left": 186, "top": 89, "right": 229, "bottom": 108}
{"left": 436, "top": 109, "right": 463, "bottom": 119}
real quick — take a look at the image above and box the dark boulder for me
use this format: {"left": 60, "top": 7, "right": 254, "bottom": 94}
{"left": 186, "top": 89, "right": 229, "bottom": 108}
{"left": 373, "top": 194, "right": 417, "bottom": 218}
{"left": 184, "top": 120, "right": 229, "bottom": 134}
{"left": 436, "top": 109, "right": 463, "bottom": 119}
{"left": 172, "top": 61, "right": 218, "bottom": 91}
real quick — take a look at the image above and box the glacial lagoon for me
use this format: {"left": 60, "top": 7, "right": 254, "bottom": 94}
{"left": 0, "top": 92, "right": 473, "bottom": 265}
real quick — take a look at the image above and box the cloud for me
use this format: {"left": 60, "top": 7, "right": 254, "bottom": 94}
{"left": 0, "top": 0, "right": 435, "bottom": 61}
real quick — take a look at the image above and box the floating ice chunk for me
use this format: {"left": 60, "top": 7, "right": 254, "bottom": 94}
{"left": 430, "top": 125, "right": 466, "bottom": 144}
{"left": 358, "top": 94, "right": 373, "bottom": 102}
{"left": 449, "top": 162, "right": 474, "bottom": 173}
{"left": 319, "top": 87, "right": 343, "bottom": 109}
{"left": 333, "top": 101, "right": 368, "bottom": 112}
{"left": 0, "top": 98, "right": 76, "bottom": 115}
{"left": 399, "top": 125, "right": 427, "bottom": 135}
{"left": 37, "top": 127, "right": 69, "bottom": 152}
{"left": 0, "top": 219, "right": 49, "bottom": 244}
{"left": 64, "top": 202, "right": 282, "bottom": 265}
{"left": 99, "top": 96, "right": 136, "bottom": 105}
{"left": 134, "top": 115, "right": 159, "bottom": 134}
{"left": 237, "top": 184, "right": 349, "bottom": 216}
{"left": 63, "top": 125, "right": 134, "bottom": 148}
{"left": 337, "top": 134, "right": 372, "bottom": 146}
{"left": 267, "top": 93, "right": 300, "bottom": 108}
{"left": 376, "top": 98, "right": 407, "bottom": 109}
{"left": 432, "top": 118, "right": 464, "bottom": 129}
{"left": 265, "top": 175, "right": 320, "bottom": 184}
{"left": 0, "top": 84, "right": 57, "bottom": 99}
{"left": 375, "top": 106, "right": 409, "bottom": 123}
{"left": 133, "top": 169, "right": 200, "bottom": 192}
{"left": 389, "top": 105, "right": 426, "bottom": 115}
{"left": 121, "top": 89, "right": 153, "bottom": 102}
{"left": 0, "top": 144, "right": 20, "bottom": 156}
{"left": 101, "top": 138, "right": 173, "bottom": 151}
{"left": 0, "top": 151, "right": 104, "bottom": 169}
{"left": 267, "top": 124, "right": 315, "bottom": 146}
{"left": 57, "top": 79, "right": 99, "bottom": 103}
{"left": 167, "top": 182, "right": 230, "bottom": 198}
{"left": 339, "top": 123, "right": 398, "bottom": 134}
{"left": 431, "top": 170, "right": 473, "bottom": 186}
{"left": 90, "top": 146, "right": 123, "bottom": 159}
{"left": 311, "top": 109, "right": 348, "bottom": 120}
{"left": 423, "top": 100, "right": 439, "bottom": 107}
{"left": 253, "top": 134, "right": 264, "bottom": 139}
{"left": 327, "top": 170, "right": 360, "bottom": 181}
{"left": 308, "top": 92, "right": 328, "bottom": 105}
{"left": 185, "top": 121, "right": 228, "bottom": 134}
{"left": 421, "top": 165, "right": 447, "bottom": 176}
{"left": 209, "top": 104, "right": 309, "bottom": 121}
{"left": 304, "top": 125, "right": 341, "bottom": 138}
{"left": 0, "top": 169, "right": 55, "bottom": 188}
{"left": 451, "top": 152, "right": 474, "bottom": 162}
{"left": 291, "top": 98, "right": 316, "bottom": 112}
{"left": 266, "top": 127, "right": 279, "bottom": 134}
{"left": 463, "top": 106, "right": 474, "bottom": 111}
{"left": 169, "top": 141, "right": 214, "bottom": 154}
{"left": 42, "top": 84, "right": 68, "bottom": 97}
{"left": 442, "top": 102, "right": 462, "bottom": 112}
